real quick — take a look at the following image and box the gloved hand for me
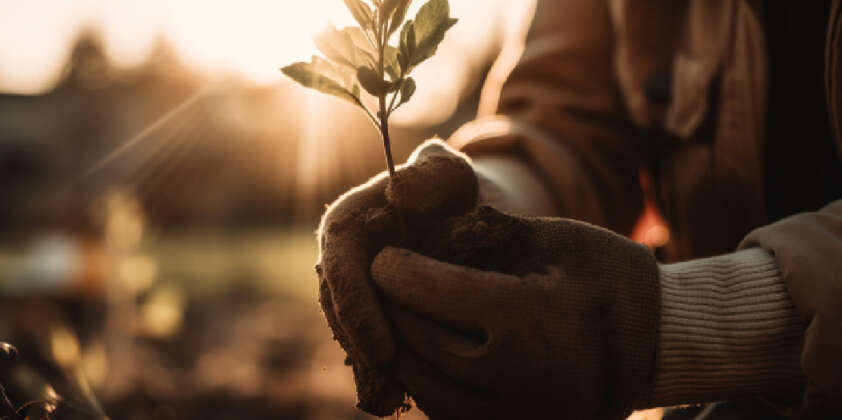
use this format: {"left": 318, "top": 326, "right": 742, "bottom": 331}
{"left": 370, "top": 210, "right": 660, "bottom": 420}
{"left": 315, "top": 139, "right": 479, "bottom": 415}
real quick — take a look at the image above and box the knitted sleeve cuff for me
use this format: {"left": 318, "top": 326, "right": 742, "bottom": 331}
{"left": 648, "top": 248, "right": 805, "bottom": 408}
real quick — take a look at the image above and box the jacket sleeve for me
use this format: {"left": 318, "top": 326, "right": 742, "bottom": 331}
{"left": 740, "top": 199, "right": 842, "bottom": 416}
{"left": 449, "top": 0, "right": 647, "bottom": 235}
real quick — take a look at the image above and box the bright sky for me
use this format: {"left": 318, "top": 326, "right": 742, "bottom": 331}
{"left": 0, "top": 0, "right": 537, "bottom": 209}
{"left": 0, "top": 0, "right": 531, "bottom": 95}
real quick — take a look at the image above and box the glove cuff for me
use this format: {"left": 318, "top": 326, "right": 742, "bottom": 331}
{"left": 609, "top": 238, "right": 661, "bottom": 417}
{"left": 648, "top": 248, "right": 805, "bottom": 408}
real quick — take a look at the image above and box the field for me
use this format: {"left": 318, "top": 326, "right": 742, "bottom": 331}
{"left": 0, "top": 227, "right": 429, "bottom": 419}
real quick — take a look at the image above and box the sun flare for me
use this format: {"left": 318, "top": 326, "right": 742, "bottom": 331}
{"left": 0, "top": 0, "right": 527, "bottom": 93}
{"left": 161, "top": 0, "right": 359, "bottom": 84}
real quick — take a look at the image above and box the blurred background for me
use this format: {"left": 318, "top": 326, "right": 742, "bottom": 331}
{"left": 0, "top": 0, "right": 539, "bottom": 418}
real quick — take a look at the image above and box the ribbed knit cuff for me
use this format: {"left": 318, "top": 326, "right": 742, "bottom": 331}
{"left": 649, "top": 248, "right": 805, "bottom": 407}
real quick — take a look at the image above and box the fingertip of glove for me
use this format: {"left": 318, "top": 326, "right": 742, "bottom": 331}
{"left": 352, "top": 361, "right": 408, "bottom": 417}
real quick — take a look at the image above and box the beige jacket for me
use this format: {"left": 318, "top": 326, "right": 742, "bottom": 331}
{"left": 450, "top": 0, "right": 842, "bottom": 414}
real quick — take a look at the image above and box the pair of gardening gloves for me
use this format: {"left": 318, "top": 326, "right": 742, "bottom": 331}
{"left": 316, "top": 140, "right": 660, "bottom": 420}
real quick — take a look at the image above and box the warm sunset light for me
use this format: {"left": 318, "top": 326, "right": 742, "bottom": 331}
{"left": 0, "top": 1, "right": 359, "bottom": 91}
{"left": 0, "top": 1, "right": 528, "bottom": 97}
{"left": 2, "top": 2, "right": 831, "bottom": 419}
{"left": 0, "top": 4, "right": 543, "bottom": 415}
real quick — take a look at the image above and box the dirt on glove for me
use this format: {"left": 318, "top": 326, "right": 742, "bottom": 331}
{"left": 366, "top": 204, "right": 542, "bottom": 275}
{"left": 323, "top": 152, "right": 543, "bottom": 416}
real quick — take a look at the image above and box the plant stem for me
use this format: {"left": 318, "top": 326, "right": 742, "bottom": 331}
{"left": 379, "top": 96, "right": 396, "bottom": 178}
{"left": 386, "top": 79, "right": 402, "bottom": 118}
{"left": 377, "top": 15, "right": 396, "bottom": 178}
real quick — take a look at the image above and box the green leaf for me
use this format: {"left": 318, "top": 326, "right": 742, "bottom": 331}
{"left": 399, "top": 77, "right": 416, "bottom": 105}
{"left": 281, "top": 58, "right": 360, "bottom": 106}
{"left": 312, "top": 55, "right": 356, "bottom": 86}
{"left": 380, "top": 0, "right": 402, "bottom": 25}
{"left": 313, "top": 24, "right": 358, "bottom": 68}
{"left": 397, "top": 51, "right": 409, "bottom": 75}
{"left": 388, "top": 0, "right": 412, "bottom": 35}
{"left": 399, "top": 20, "right": 415, "bottom": 72}
{"left": 409, "top": 0, "right": 457, "bottom": 66}
{"left": 341, "top": 27, "right": 377, "bottom": 68}
{"left": 406, "top": 22, "right": 416, "bottom": 55}
{"left": 384, "top": 45, "right": 400, "bottom": 80}
{"left": 357, "top": 66, "right": 392, "bottom": 96}
{"left": 343, "top": 0, "right": 373, "bottom": 30}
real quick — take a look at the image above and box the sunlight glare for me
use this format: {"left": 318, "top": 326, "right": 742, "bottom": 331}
{"left": 161, "top": 0, "right": 357, "bottom": 84}
{"left": 0, "top": 0, "right": 357, "bottom": 92}
{"left": 0, "top": 0, "right": 97, "bottom": 93}
{"left": 0, "top": 0, "right": 525, "bottom": 99}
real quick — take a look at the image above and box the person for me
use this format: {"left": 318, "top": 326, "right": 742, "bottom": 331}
{"left": 316, "top": 0, "right": 842, "bottom": 418}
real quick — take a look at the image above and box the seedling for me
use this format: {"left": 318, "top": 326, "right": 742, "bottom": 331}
{"left": 282, "top": 0, "right": 458, "bottom": 178}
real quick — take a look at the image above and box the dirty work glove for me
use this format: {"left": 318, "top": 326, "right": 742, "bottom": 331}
{"left": 315, "top": 139, "right": 479, "bottom": 415}
{"left": 371, "top": 210, "right": 660, "bottom": 420}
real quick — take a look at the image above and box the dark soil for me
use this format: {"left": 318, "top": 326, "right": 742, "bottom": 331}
{"left": 375, "top": 153, "right": 542, "bottom": 276}
{"left": 366, "top": 205, "right": 541, "bottom": 276}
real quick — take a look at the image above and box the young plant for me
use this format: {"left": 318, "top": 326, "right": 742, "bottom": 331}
{"left": 281, "top": 0, "right": 458, "bottom": 178}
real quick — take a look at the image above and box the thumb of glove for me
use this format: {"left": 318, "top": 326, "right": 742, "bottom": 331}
{"left": 386, "top": 139, "right": 479, "bottom": 217}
